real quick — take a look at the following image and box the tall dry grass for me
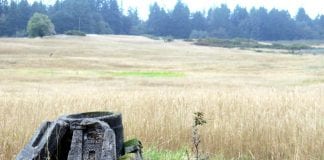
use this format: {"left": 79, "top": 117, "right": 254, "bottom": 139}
{"left": 0, "top": 88, "right": 323, "bottom": 159}
{"left": 0, "top": 35, "right": 323, "bottom": 159}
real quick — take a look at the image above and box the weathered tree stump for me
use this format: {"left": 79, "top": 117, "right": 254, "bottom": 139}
{"left": 16, "top": 112, "right": 142, "bottom": 160}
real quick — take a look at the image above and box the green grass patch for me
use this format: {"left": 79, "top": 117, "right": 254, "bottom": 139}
{"left": 143, "top": 148, "right": 253, "bottom": 160}
{"left": 1, "top": 69, "right": 185, "bottom": 78}
{"left": 143, "top": 148, "right": 188, "bottom": 160}
{"left": 112, "top": 71, "right": 185, "bottom": 78}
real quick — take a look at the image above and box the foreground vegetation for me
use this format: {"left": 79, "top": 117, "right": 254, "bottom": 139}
{"left": 0, "top": 35, "right": 323, "bottom": 159}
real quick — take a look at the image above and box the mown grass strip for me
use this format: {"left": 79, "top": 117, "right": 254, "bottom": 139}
{"left": 1, "top": 69, "right": 185, "bottom": 78}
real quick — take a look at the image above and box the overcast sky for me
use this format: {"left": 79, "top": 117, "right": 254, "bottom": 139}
{"left": 28, "top": 0, "right": 323, "bottom": 20}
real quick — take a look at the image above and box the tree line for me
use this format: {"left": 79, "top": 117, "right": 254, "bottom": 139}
{"left": 1, "top": 0, "right": 324, "bottom": 40}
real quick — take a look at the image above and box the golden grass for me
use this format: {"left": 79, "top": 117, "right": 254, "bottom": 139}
{"left": 0, "top": 35, "right": 323, "bottom": 159}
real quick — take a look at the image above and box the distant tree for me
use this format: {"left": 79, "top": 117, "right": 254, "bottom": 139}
{"left": 65, "top": 0, "right": 93, "bottom": 32}
{"left": 207, "top": 4, "right": 231, "bottom": 38}
{"left": 121, "top": 14, "right": 132, "bottom": 34}
{"left": 248, "top": 7, "right": 269, "bottom": 40}
{"left": 88, "top": 0, "right": 102, "bottom": 12}
{"left": 5, "top": 1, "right": 19, "bottom": 35}
{"left": 0, "top": 0, "right": 3, "bottom": 14}
{"left": 191, "top": 11, "right": 207, "bottom": 31}
{"left": 27, "top": 12, "right": 55, "bottom": 37}
{"left": 295, "top": 8, "right": 316, "bottom": 39}
{"left": 147, "top": 2, "right": 170, "bottom": 36}
{"left": 128, "top": 9, "right": 140, "bottom": 27}
{"left": 101, "top": 0, "right": 122, "bottom": 34}
{"left": 31, "top": 1, "right": 47, "bottom": 14}
{"left": 50, "top": 10, "right": 74, "bottom": 33}
{"left": 122, "top": 8, "right": 144, "bottom": 35}
{"left": 169, "top": 0, "right": 191, "bottom": 38}
{"left": 314, "top": 15, "right": 324, "bottom": 38}
{"left": 17, "top": 0, "right": 32, "bottom": 32}
{"left": 296, "top": 8, "right": 311, "bottom": 23}
{"left": 230, "top": 5, "right": 249, "bottom": 37}
{"left": 147, "top": 2, "right": 160, "bottom": 35}
{"left": 48, "top": 0, "right": 61, "bottom": 15}
{"left": 0, "top": 0, "right": 8, "bottom": 15}
{"left": 0, "top": 0, "right": 9, "bottom": 36}
{"left": 265, "top": 9, "right": 296, "bottom": 40}
{"left": 50, "top": 0, "right": 107, "bottom": 33}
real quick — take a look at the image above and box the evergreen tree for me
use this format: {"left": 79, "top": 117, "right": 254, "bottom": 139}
{"left": 169, "top": 0, "right": 191, "bottom": 38}
{"left": 207, "top": 4, "right": 231, "bottom": 38}
{"left": 248, "top": 7, "right": 268, "bottom": 40}
{"left": 314, "top": 15, "right": 324, "bottom": 38}
{"left": 0, "top": 0, "right": 8, "bottom": 15}
{"left": 157, "top": 8, "right": 170, "bottom": 36}
{"left": 51, "top": 0, "right": 107, "bottom": 33}
{"left": 191, "top": 11, "right": 207, "bottom": 31}
{"left": 0, "top": 0, "right": 8, "bottom": 36}
{"left": 48, "top": 0, "right": 72, "bottom": 33}
{"left": 50, "top": 10, "right": 74, "bottom": 33}
{"left": 295, "top": 8, "right": 316, "bottom": 39}
{"left": 147, "top": 2, "right": 169, "bottom": 36}
{"left": 31, "top": 1, "right": 47, "bottom": 14}
{"left": 296, "top": 8, "right": 311, "bottom": 23}
{"left": 147, "top": 2, "right": 161, "bottom": 35}
{"left": 101, "top": 0, "right": 122, "bottom": 34}
{"left": 48, "top": 0, "right": 61, "bottom": 15}
{"left": 6, "top": 1, "right": 19, "bottom": 35}
{"left": 230, "top": 6, "right": 249, "bottom": 37}
{"left": 122, "top": 8, "right": 143, "bottom": 35}
{"left": 265, "top": 9, "right": 296, "bottom": 40}
{"left": 17, "top": 0, "right": 31, "bottom": 32}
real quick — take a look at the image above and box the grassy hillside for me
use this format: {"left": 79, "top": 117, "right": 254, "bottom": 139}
{"left": 0, "top": 35, "right": 323, "bottom": 159}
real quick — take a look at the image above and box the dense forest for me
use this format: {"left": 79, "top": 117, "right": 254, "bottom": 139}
{"left": 1, "top": 0, "right": 324, "bottom": 40}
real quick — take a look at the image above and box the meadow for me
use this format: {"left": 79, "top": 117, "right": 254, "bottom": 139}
{"left": 0, "top": 35, "right": 323, "bottom": 159}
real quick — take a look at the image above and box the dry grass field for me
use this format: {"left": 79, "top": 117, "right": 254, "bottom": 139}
{"left": 0, "top": 35, "right": 323, "bottom": 159}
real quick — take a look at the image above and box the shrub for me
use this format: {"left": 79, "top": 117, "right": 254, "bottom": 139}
{"left": 288, "top": 43, "right": 312, "bottom": 50}
{"left": 96, "top": 21, "right": 113, "bottom": 34}
{"left": 189, "top": 30, "right": 209, "bottom": 39}
{"left": 143, "top": 34, "right": 160, "bottom": 40}
{"left": 64, "top": 30, "right": 86, "bottom": 36}
{"left": 27, "top": 13, "right": 55, "bottom": 37}
{"left": 195, "top": 38, "right": 259, "bottom": 48}
{"left": 192, "top": 112, "right": 207, "bottom": 160}
{"left": 270, "top": 43, "right": 312, "bottom": 53}
{"left": 183, "top": 38, "right": 194, "bottom": 42}
{"left": 270, "top": 43, "right": 287, "bottom": 49}
{"left": 163, "top": 36, "right": 174, "bottom": 42}
{"left": 195, "top": 38, "right": 313, "bottom": 53}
